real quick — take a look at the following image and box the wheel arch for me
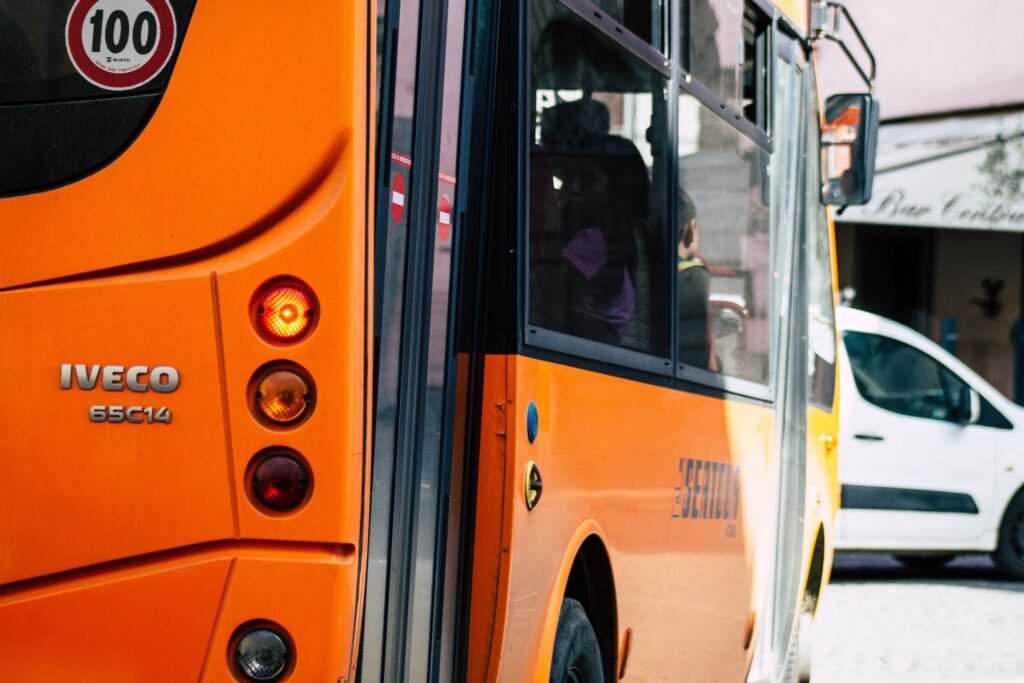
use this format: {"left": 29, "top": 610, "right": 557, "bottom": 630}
{"left": 803, "top": 525, "right": 827, "bottom": 614}
{"left": 998, "top": 483, "right": 1024, "bottom": 521}
{"left": 540, "top": 523, "right": 619, "bottom": 682}
{"left": 993, "top": 484, "right": 1024, "bottom": 579}
{"left": 563, "top": 534, "right": 618, "bottom": 682}
{"left": 996, "top": 483, "right": 1024, "bottom": 539}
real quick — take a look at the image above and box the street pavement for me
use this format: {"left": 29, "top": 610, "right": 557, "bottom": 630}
{"left": 811, "top": 553, "right": 1024, "bottom": 683}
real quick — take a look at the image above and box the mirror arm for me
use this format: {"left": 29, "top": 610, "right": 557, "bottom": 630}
{"left": 811, "top": 1, "right": 877, "bottom": 92}
{"left": 817, "top": 34, "right": 874, "bottom": 92}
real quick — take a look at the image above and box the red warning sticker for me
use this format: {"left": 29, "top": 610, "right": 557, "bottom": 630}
{"left": 391, "top": 173, "right": 406, "bottom": 224}
{"left": 65, "top": 0, "right": 177, "bottom": 91}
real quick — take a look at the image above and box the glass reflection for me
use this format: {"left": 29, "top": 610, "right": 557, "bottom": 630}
{"left": 677, "top": 95, "right": 770, "bottom": 383}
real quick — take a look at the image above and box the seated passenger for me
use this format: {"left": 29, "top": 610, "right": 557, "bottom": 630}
{"left": 538, "top": 99, "right": 646, "bottom": 345}
{"left": 676, "top": 191, "right": 714, "bottom": 369}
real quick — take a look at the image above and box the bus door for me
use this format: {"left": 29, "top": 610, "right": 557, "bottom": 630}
{"left": 362, "top": 0, "right": 472, "bottom": 680}
{"left": 747, "top": 25, "right": 812, "bottom": 682}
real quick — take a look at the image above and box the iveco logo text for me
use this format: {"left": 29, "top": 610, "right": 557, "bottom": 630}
{"left": 59, "top": 364, "right": 180, "bottom": 393}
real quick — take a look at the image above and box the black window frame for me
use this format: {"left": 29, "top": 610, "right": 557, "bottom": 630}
{"left": 522, "top": 0, "right": 676, "bottom": 377}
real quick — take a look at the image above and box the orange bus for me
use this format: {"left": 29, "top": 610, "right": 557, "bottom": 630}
{"left": 0, "top": 0, "right": 875, "bottom": 681}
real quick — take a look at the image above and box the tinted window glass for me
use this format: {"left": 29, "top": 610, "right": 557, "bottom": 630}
{"left": 677, "top": 95, "right": 770, "bottom": 383}
{"left": 843, "top": 331, "right": 970, "bottom": 422}
{"left": 0, "top": 1, "right": 193, "bottom": 104}
{"left": 0, "top": 1, "right": 196, "bottom": 197}
{"left": 0, "top": 4, "right": 92, "bottom": 102}
{"left": 530, "top": 2, "right": 670, "bottom": 357}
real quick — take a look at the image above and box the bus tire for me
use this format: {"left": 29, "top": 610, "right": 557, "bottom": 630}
{"left": 549, "top": 598, "right": 603, "bottom": 683}
{"left": 995, "top": 493, "right": 1024, "bottom": 580}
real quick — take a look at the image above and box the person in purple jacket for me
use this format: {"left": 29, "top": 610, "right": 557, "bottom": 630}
{"left": 540, "top": 99, "right": 645, "bottom": 346}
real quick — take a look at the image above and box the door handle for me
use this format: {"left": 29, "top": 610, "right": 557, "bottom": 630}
{"left": 853, "top": 433, "right": 885, "bottom": 441}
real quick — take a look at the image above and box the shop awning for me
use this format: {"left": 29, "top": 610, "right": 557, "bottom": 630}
{"left": 836, "top": 109, "right": 1024, "bottom": 232}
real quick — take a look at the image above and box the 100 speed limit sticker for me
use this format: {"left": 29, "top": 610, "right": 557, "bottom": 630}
{"left": 65, "top": 0, "right": 177, "bottom": 91}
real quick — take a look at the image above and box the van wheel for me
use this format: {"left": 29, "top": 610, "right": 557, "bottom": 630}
{"left": 894, "top": 554, "right": 955, "bottom": 571}
{"left": 995, "top": 493, "right": 1024, "bottom": 580}
{"left": 549, "top": 598, "right": 603, "bottom": 683}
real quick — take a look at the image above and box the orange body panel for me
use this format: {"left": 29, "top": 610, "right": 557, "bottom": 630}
{"left": 469, "top": 355, "right": 775, "bottom": 681}
{"left": 0, "top": 0, "right": 371, "bottom": 679}
{"left": 775, "top": 0, "right": 808, "bottom": 29}
{"left": 1, "top": 0, "right": 357, "bottom": 290}
{"left": 467, "top": 355, "right": 513, "bottom": 682}
{"left": 0, "top": 556, "right": 231, "bottom": 683}
{"left": 804, "top": 390, "right": 840, "bottom": 603}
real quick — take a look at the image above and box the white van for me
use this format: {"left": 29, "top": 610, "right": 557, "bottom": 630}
{"left": 835, "top": 307, "right": 1024, "bottom": 577}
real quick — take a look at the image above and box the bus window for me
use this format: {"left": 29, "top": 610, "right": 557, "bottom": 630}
{"left": 677, "top": 94, "right": 770, "bottom": 385}
{"left": 588, "top": 0, "right": 667, "bottom": 51}
{"left": 529, "top": 2, "right": 670, "bottom": 358}
{"left": 687, "top": 0, "right": 768, "bottom": 127}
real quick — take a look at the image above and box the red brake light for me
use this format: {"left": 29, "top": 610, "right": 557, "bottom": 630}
{"left": 253, "top": 280, "right": 317, "bottom": 343}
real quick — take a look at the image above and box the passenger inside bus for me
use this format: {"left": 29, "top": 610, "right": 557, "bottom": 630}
{"left": 537, "top": 98, "right": 646, "bottom": 346}
{"left": 676, "top": 190, "right": 715, "bottom": 370}
{"left": 529, "top": 9, "right": 670, "bottom": 357}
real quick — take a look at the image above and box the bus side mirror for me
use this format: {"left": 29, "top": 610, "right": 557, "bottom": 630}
{"left": 820, "top": 93, "right": 879, "bottom": 206}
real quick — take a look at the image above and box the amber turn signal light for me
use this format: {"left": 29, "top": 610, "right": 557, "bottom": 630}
{"left": 253, "top": 279, "right": 317, "bottom": 343}
{"left": 254, "top": 367, "right": 314, "bottom": 426}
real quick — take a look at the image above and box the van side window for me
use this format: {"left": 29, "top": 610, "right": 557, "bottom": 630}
{"left": 842, "top": 331, "right": 970, "bottom": 423}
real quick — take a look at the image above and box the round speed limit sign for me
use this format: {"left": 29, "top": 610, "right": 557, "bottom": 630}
{"left": 65, "top": 0, "right": 177, "bottom": 91}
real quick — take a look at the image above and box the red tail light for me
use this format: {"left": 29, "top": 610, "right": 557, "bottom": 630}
{"left": 249, "top": 450, "right": 311, "bottom": 512}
